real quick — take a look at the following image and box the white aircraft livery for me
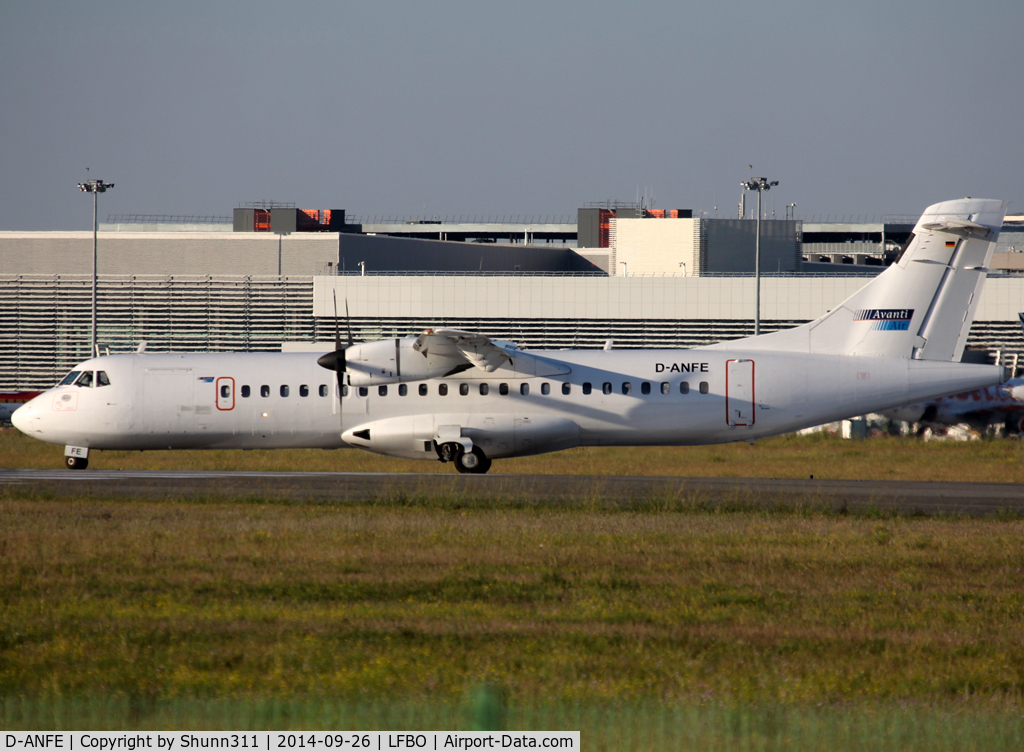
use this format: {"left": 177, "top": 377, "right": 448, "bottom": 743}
{"left": 12, "top": 198, "right": 1009, "bottom": 473}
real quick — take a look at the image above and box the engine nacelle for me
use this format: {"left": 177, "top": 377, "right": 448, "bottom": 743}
{"left": 342, "top": 413, "right": 581, "bottom": 460}
{"left": 345, "top": 337, "right": 465, "bottom": 387}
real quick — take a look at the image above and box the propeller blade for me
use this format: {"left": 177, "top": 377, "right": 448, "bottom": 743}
{"left": 339, "top": 366, "right": 352, "bottom": 436}
{"left": 330, "top": 290, "right": 346, "bottom": 435}
{"left": 317, "top": 290, "right": 347, "bottom": 372}
{"left": 333, "top": 290, "right": 342, "bottom": 352}
{"left": 345, "top": 298, "right": 353, "bottom": 348}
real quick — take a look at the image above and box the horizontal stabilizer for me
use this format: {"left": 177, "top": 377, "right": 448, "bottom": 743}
{"left": 920, "top": 216, "right": 991, "bottom": 237}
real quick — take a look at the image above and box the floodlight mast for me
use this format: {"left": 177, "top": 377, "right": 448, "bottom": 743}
{"left": 77, "top": 179, "right": 114, "bottom": 358}
{"left": 740, "top": 177, "right": 779, "bottom": 336}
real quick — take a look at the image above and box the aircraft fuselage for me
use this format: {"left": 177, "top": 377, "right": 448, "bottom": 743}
{"left": 13, "top": 349, "right": 1002, "bottom": 462}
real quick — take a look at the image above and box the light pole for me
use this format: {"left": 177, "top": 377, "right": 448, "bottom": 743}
{"left": 78, "top": 179, "right": 114, "bottom": 358}
{"left": 740, "top": 177, "right": 778, "bottom": 336}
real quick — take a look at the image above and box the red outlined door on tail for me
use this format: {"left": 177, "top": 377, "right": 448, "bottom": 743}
{"left": 726, "top": 359, "right": 754, "bottom": 427}
{"left": 216, "top": 377, "right": 235, "bottom": 411}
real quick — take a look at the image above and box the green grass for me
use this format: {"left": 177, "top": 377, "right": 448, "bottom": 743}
{"left": 6, "top": 428, "right": 1024, "bottom": 741}
{"left": 3, "top": 497, "right": 1024, "bottom": 707}
{"left": 6, "top": 426, "right": 1024, "bottom": 482}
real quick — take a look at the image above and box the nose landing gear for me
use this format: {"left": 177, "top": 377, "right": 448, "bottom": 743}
{"left": 65, "top": 456, "right": 89, "bottom": 470}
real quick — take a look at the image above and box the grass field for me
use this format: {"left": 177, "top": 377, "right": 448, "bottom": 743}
{"left": 6, "top": 426, "right": 1024, "bottom": 482}
{"left": 3, "top": 494, "right": 1024, "bottom": 706}
{"left": 5, "top": 428, "right": 1024, "bottom": 743}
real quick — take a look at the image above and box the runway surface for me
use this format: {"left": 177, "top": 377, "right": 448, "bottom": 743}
{"left": 2, "top": 469, "right": 1023, "bottom": 515}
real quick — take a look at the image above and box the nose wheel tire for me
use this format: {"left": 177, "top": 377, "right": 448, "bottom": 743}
{"left": 454, "top": 446, "right": 491, "bottom": 474}
{"left": 65, "top": 456, "right": 88, "bottom": 470}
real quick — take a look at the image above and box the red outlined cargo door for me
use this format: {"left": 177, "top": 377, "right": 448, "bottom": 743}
{"left": 216, "top": 377, "right": 235, "bottom": 411}
{"left": 726, "top": 359, "right": 754, "bottom": 427}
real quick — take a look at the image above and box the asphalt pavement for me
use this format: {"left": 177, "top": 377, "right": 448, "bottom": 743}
{"left": 2, "top": 469, "right": 1023, "bottom": 516}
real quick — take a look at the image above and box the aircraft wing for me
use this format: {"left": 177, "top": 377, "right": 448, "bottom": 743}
{"left": 413, "top": 328, "right": 516, "bottom": 372}
{"left": 412, "top": 328, "right": 570, "bottom": 377}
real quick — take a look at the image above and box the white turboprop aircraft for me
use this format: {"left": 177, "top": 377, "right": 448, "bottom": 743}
{"left": 12, "top": 198, "right": 1009, "bottom": 473}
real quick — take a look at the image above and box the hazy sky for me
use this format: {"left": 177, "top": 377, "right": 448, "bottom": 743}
{"left": 2, "top": 0, "right": 1021, "bottom": 230}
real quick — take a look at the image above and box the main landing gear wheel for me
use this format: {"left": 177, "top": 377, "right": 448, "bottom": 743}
{"left": 65, "top": 456, "right": 88, "bottom": 470}
{"left": 455, "top": 446, "right": 492, "bottom": 475}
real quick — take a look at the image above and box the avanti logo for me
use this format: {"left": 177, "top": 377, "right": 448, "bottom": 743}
{"left": 854, "top": 309, "right": 914, "bottom": 331}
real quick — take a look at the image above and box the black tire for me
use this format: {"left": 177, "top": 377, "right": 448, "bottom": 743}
{"left": 454, "top": 446, "right": 491, "bottom": 474}
{"left": 65, "top": 456, "right": 88, "bottom": 470}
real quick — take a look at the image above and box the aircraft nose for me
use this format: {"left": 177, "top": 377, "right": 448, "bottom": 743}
{"left": 11, "top": 404, "right": 30, "bottom": 433}
{"left": 11, "top": 400, "right": 40, "bottom": 435}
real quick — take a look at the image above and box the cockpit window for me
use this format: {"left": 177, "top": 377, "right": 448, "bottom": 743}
{"left": 58, "top": 371, "right": 82, "bottom": 386}
{"left": 75, "top": 371, "right": 94, "bottom": 388}
{"left": 97, "top": 371, "right": 111, "bottom": 387}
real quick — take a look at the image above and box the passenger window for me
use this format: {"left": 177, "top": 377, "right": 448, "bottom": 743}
{"left": 342, "top": 385, "right": 349, "bottom": 397}
{"left": 241, "top": 385, "right": 251, "bottom": 398}
{"left": 521, "top": 383, "right": 530, "bottom": 396}
{"left": 641, "top": 382, "right": 650, "bottom": 395}
{"left": 419, "top": 384, "right": 428, "bottom": 396}
{"left": 459, "top": 383, "right": 469, "bottom": 396}
{"left": 602, "top": 382, "right": 612, "bottom": 395}
{"left": 378, "top": 385, "right": 388, "bottom": 396}
{"left": 399, "top": 384, "right": 408, "bottom": 396}
{"left": 680, "top": 382, "right": 690, "bottom": 395}
{"left": 661, "top": 382, "right": 670, "bottom": 395}
{"left": 58, "top": 371, "right": 81, "bottom": 387}
{"left": 622, "top": 382, "right": 632, "bottom": 395}
{"left": 582, "top": 382, "right": 592, "bottom": 395}
{"left": 75, "top": 372, "right": 94, "bottom": 388}
{"left": 261, "top": 385, "right": 270, "bottom": 398}
{"left": 479, "top": 383, "right": 490, "bottom": 396}
{"left": 280, "top": 385, "right": 290, "bottom": 397}
{"left": 319, "top": 384, "right": 328, "bottom": 397}
{"left": 438, "top": 384, "right": 448, "bottom": 396}
{"left": 541, "top": 383, "right": 550, "bottom": 395}
{"left": 499, "top": 383, "right": 509, "bottom": 395}
{"left": 220, "top": 384, "right": 230, "bottom": 398}
{"left": 561, "top": 383, "right": 571, "bottom": 395}
{"left": 700, "top": 381, "right": 710, "bottom": 394}
{"left": 358, "top": 386, "right": 368, "bottom": 397}
{"left": 299, "top": 385, "right": 309, "bottom": 397}
{"left": 97, "top": 371, "right": 111, "bottom": 387}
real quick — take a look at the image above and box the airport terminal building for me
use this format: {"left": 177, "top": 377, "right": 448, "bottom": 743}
{"left": 2, "top": 205, "right": 1023, "bottom": 390}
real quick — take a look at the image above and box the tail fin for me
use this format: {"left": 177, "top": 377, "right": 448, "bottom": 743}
{"left": 737, "top": 198, "right": 1007, "bottom": 361}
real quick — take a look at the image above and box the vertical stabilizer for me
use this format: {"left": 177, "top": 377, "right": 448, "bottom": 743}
{"left": 731, "top": 198, "right": 1007, "bottom": 361}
